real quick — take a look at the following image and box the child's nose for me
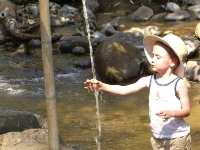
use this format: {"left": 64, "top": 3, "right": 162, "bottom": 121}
{"left": 151, "top": 56, "right": 155, "bottom": 63}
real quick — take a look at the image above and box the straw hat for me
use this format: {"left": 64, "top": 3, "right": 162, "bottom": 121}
{"left": 143, "top": 34, "right": 188, "bottom": 77}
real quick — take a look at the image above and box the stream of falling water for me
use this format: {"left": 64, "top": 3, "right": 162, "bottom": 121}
{"left": 81, "top": 0, "right": 101, "bottom": 150}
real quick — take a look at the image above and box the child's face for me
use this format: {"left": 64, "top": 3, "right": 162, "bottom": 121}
{"left": 151, "top": 43, "right": 172, "bottom": 73}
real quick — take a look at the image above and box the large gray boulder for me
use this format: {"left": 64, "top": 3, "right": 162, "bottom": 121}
{"left": 109, "top": 30, "right": 144, "bottom": 48}
{"left": 95, "top": 38, "right": 142, "bottom": 83}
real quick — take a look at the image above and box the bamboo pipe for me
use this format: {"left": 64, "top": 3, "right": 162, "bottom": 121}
{"left": 38, "top": 0, "right": 59, "bottom": 149}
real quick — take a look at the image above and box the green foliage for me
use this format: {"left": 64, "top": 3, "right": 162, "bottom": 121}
{"left": 76, "top": 28, "right": 86, "bottom": 37}
{"left": 130, "top": 0, "right": 134, "bottom": 4}
{"left": 130, "top": 0, "right": 152, "bottom": 4}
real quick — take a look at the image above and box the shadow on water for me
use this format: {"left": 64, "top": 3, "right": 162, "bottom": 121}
{"left": 0, "top": 13, "right": 200, "bottom": 150}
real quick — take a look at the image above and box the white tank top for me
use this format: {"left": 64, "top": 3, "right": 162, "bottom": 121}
{"left": 149, "top": 74, "right": 190, "bottom": 139}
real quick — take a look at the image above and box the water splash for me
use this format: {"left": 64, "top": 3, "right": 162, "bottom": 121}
{"left": 81, "top": 0, "right": 101, "bottom": 150}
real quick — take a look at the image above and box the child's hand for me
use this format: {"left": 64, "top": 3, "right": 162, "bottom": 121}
{"left": 84, "top": 79, "right": 102, "bottom": 91}
{"left": 156, "top": 110, "right": 173, "bottom": 122}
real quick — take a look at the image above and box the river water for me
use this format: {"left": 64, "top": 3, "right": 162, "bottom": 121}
{"left": 0, "top": 12, "right": 200, "bottom": 150}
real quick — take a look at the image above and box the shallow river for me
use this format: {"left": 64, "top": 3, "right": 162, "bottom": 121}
{"left": 0, "top": 12, "right": 200, "bottom": 150}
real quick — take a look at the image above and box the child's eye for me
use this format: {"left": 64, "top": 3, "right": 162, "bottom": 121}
{"left": 153, "top": 55, "right": 159, "bottom": 59}
{"left": 154, "top": 55, "right": 160, "bottom": 59}
{"left": 157, "top": 56, "right": 160, "bottom": 59}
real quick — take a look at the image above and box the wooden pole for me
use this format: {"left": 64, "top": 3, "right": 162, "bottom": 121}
{"left": 38, "top": 0, "right": 59, "bottom": 149}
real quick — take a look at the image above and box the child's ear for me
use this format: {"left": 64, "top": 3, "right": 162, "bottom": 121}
{"left": 170, "top": 58, "right": 177, "bottom": 67}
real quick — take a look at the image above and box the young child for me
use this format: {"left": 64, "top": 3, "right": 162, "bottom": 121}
{"left": 84, "top": 34, "right": 191, "bottom": 149}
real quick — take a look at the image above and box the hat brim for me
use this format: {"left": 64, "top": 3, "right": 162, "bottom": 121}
{"left": 143, "top": 35, "right": 184, "bottom": 78}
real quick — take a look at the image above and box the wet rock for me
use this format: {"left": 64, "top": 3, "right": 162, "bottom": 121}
{"left": 72, "top": 46, "right": 86, "bottom": 55}
{"left": 0, "top": 37, "right": 13, "bottom": 45}
{"left": 165, "top": 2, "right": 180, "bottom": 12}
{"left": 195, "top": 11, "right": 200, "bottom": 19}
{"left": 187, "top": 0, "right": 200, "bottom": 5}
{"left": 81, "top": 8, "right": 96, "bottom": 24}
{"left": 143, "top": 25, "right": 162, "bottom": 36}
{"left": 102, "top": 17, "right": 121, "bottom": 30}
{"left": 74, "top": 58, "right": 91, "bottom": 69}
{"left": 185, "top": 60, "right": 200, "bottom": 82}
{"left": 49, "top": 2, "right": 62, "bottom": 17}
{"left": 0, "top": 110, "right": 86, "bottom": 149}
{"left": 51, "top": 32, "right": 62, "bottom": 43}
{"left": 0, "top": 128, "right": 86, "bottom": 150}
{"left": 0, "top": 110, "right": 47, "bottom": 134}
{"left": 51, "top": 17, "right": 69, "bottom": 27}
{"left": 47, "top": 2, "right": 82, "bottom": 26}
{"left": 181, "top": 36, "right": 200, "bottom": 57}
{"left": 95, "top": 38, "right": 142, "bottom": 83}
{"left": 109, "top": 30, "right": 144, "bottom": 48}
{"left": 188, "top": 4, "right": 200, "bottom": 12}
{"left": 57, "top": 36, "right": 89, "bottom": 53}
{"left": 91, "top": 31, "right": 107, "bottom": 46}
{"left": 10, "top": 0, "right": 37, "bottom": 5}
{"left": 26, "top": 4, "right": 39, "bottom": 17}
{"left": 99, "top": 17, "right": 122, "bottom": 35}
{"left": 129, "top": 6, "right": 153, "bottom": 21}
{"left": 80, "top": 8, "right": 97, "bottom": 34}
{"left": 100, "top": 24, "right": 118, "bottom": 36}
{"left": 28, "top": 39, "right": 41, "bottom": 48}
{"left": 17, "top": 3, "right": 39, "bottom": 18}
{"left": 151, "top": 12, "right": 168, "bottom": 20}
{"left": 85, "top": 0, "right": 99, "bottom": 14}
{"left": 165, "top": 9, "right": 190, "bottom": 21}
{"left": 60, "top": 4, "right": 78, "bottom": 16}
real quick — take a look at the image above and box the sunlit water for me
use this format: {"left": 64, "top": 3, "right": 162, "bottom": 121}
{"left": 0, "top": 72, "right": 199, "bottom": 150}
{"left": 0, "top": 12, "right": 200, "bottom": 150}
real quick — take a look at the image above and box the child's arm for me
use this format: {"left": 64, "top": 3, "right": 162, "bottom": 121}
{"left": 173, "top": 79, "right": 190, "bottom": 117}
{"left": 156, "top": 79, "right": 190, "bottom": 121}
{"left": 84, "top": 76, "right": 150, "bottom": 95}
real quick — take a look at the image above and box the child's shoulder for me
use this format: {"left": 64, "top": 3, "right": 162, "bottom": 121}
{"left": 139, "top": 75, "right": 152, "bottom": 87}
{"left": 176, "top": 77, "right": 187, "bottom": 88}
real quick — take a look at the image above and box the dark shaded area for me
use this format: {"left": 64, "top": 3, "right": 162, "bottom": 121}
{"left": 0, "top": 110, "right": 47, "bottom": 134}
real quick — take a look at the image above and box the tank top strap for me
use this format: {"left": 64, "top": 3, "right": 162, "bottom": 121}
{"left": 149, "top": 74, "right": 155, "bottom": 89}
{"left": 174, "top": 77, "right": 181, "bottom": 99}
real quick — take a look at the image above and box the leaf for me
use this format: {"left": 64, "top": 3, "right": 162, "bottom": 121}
{"left": 76, "top": 28, "right": 86, "bottom": 37}
{"left": 130, "top": 0, "right": 134, "bottom": 4}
